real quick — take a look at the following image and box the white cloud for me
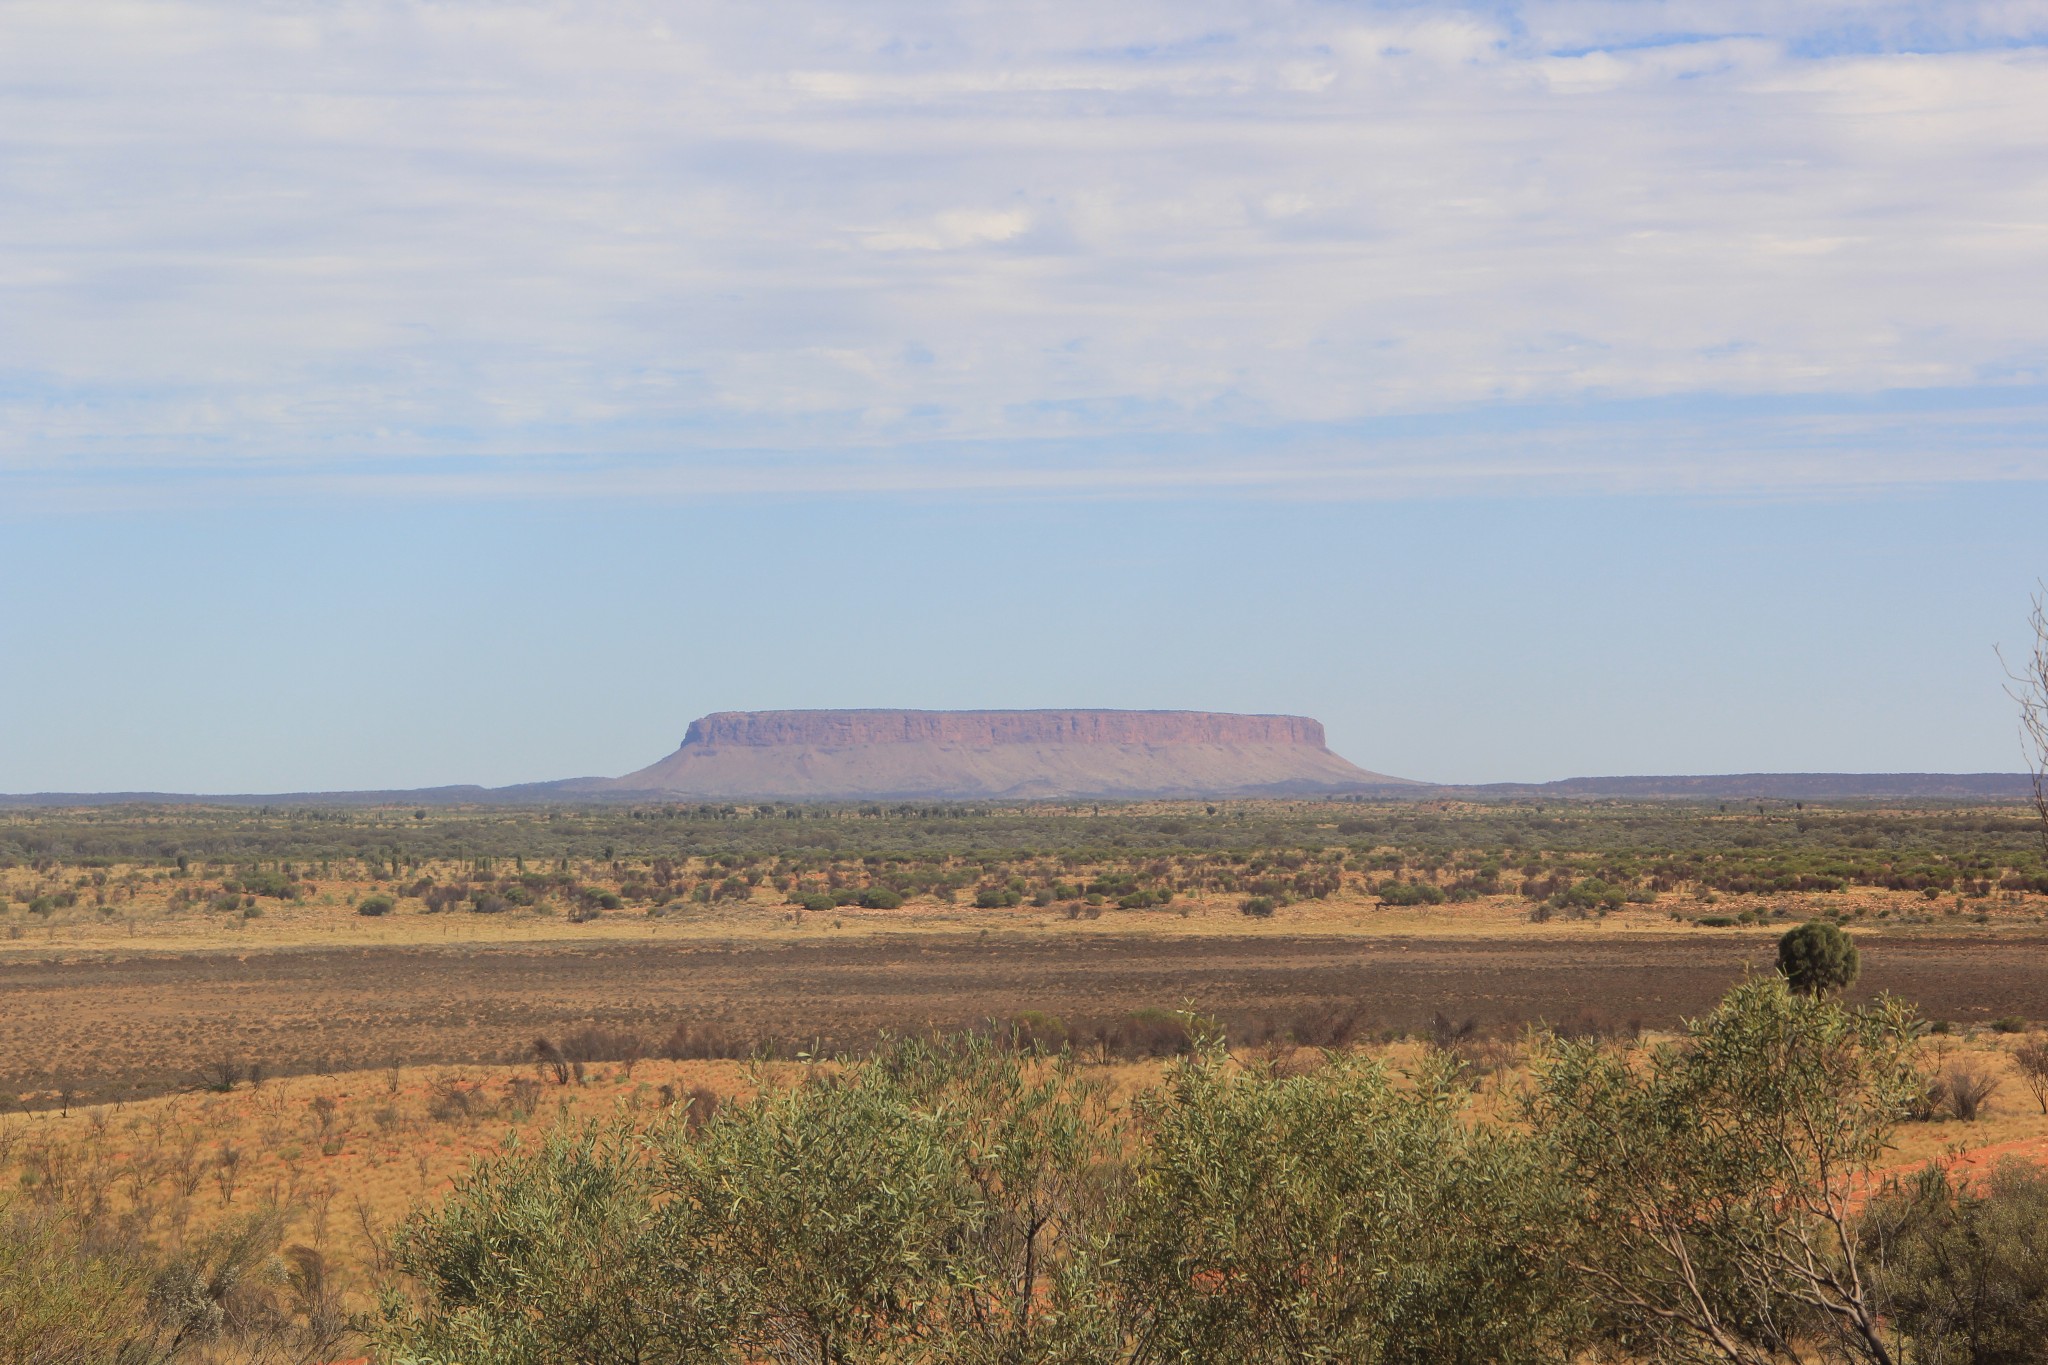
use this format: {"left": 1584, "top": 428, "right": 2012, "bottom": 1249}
{"left": 1, "top": 0, "right": 2046, "bottom": 500}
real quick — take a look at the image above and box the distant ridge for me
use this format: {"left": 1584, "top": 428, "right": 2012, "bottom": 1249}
{"left": 1443, "top": 773, "right": 2037, "bottom": 801}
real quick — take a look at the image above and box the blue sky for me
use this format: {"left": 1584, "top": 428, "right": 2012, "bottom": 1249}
{"left": 3, "top": 1, "right": 2046, "bottom": 790}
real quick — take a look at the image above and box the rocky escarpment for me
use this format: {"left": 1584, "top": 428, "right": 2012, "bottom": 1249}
{"left": 679, "top": 709, "right": 1330, "bottom": 750}
{"left": 604, "top": 709, "right": 1408, "bottom": 800}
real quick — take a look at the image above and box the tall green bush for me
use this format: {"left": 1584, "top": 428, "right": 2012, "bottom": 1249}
{"left": 1777, "top": 919, "right": 1861, "bottom": 996}
{"left": 0, "top": 1199, "right": 166, "bottom": 1364}
{"left": 1528, "top": 976, "right": 1920, "bottom": 1365}
{"left": 1860, "top": 1159, "right": 2048, "bottom": 1365}
{"left": 1112, "top": 1048, "right": 1585, "bottom": 1365}
{"left": 385, "top": 1126, "right": 708, "bottom": 1365}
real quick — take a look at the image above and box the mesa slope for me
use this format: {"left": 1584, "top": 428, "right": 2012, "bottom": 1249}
{"left": 595, "top": 708, "right": 1408, "bottom": 799}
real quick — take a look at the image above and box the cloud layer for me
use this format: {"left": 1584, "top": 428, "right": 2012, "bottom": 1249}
{"left": 4, "top": 0, "right": 2047, "bottom": 499}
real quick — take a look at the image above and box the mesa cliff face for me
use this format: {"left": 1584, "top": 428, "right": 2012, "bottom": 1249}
{"left": 606, "top": 709, "right": 1407, "bottom": 800}
{"left": 680, "top": 709, "right": 1328, "bottom": 750}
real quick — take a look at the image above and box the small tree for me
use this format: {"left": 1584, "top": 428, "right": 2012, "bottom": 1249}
{"left": 2011, "top": 1037, "right": 2048, "bottom": 1115}
{"left": 383, "top": 1126, "right": 710, "bottom": 1364}
{"left": 1999, "top": 582, "right": 2048, "bottom": 856}
{"left": 1779, "top": 919, "right": 1861, "bottom": 996}
{"left": 1115, "top": 1046, "right": 1586, "bottom": 1364}
{"left": 1861, "top": 1159, "right": 2048, "bottom": 1363}
{"left": 1528, "top": 977, "right": 1922, "bottom": 1365}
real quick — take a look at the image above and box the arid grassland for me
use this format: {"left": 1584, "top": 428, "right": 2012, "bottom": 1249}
{"left": 5, "top": 797, "right": 2048, "bottom": 1107}
{"left": 6, "top": 798, "right": 2048, "bottom": 1362}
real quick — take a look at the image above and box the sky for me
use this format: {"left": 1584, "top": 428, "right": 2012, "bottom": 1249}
{"left": 3, "top": 0, "right": 2047, "bottom": 790}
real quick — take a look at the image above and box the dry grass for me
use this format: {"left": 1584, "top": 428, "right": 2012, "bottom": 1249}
{"left": 7, "top": 1026, "right": 2043, "bottom": 1354}
{"left": 0, "top": 1055, "right": 761, "bottom": 1348}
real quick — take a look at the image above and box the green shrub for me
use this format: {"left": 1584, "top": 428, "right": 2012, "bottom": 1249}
{"left": 0, "top": 1200, "right": 162, "bottom": 1363}
{"left": 1777, "top": 918, "right": 1861, "bottom": 996}
{"left": 1549, "top": 878, "right": 1628, "bottom": 914}
{"left": 1378, "top": 881, "right": 1445, "bottom": 907}
{"left": 1239, "top": 895, "right": 1276, "bottom": 918}
{"left": 1005, "top": 1010, "right": 1069, "bottom": 1052}
{"left": 1862, "top": 1160, "right": 2048, "bottom": 1363}
{"left": 232, "top": 869, "right": 297, "bottom": 899}
{"left": 1530, "top": 977, "right": 1920, "bottom": 1365}
{"left": 385, "top": 1126, "right": 703, "bottom": 1364}
{"left": 1116, "top": 1048, "right": 1584, "bottom": 1364}
{"left": 356, "top": 894, "right": 395, "bottom": 917}
{"left": 856, "top": 887, "right": 903, "bottom": 910}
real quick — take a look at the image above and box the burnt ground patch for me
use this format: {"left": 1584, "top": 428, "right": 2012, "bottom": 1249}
{"left": 5, "top": 932, "right": 2045, "bottom": 1106}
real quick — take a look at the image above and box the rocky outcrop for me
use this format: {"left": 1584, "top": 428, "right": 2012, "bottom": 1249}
{"left": 679, "top": 709, "right": 1329, "bottom": 750}
{"left": 607, "top": 709, "right": 1408, "bottom": 800}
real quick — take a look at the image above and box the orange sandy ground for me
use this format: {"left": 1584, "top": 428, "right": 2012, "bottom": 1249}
{"left": 7, "top": 1033, "right": 2045, "bottom": 1350}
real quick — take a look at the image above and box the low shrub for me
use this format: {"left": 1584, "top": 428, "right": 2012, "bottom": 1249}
{"left": 1004, "top": 1010, "right": 1069, "bottom": 1052}
{"left": 661, "top": 1020, "right": 786, "bottom": 1061}
{"left": 1938, "top": 1063, "right": 2001, "bottom": 1121}
{"left": 1863, "top": 1160, "right": 2048, "bottom": 1358}
{"left": 1098, "top": 1007, "right": 1209, "bottom": 1059}
{"left": 356, "top": 894, "right": 395, "bottom": 917}
{"left": 1548, "top": 878, "right": 1628, "bottom": 915}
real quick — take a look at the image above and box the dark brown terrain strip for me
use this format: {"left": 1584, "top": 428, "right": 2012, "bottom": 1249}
{"left": 3, "top": 933, "right": 2043, "bottom": 1107}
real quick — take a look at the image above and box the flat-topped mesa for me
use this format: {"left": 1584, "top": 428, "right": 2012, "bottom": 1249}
{"left": 609, "top": 708, "right": 1408, "bottom": 800}
{"left": 681, "top": 709, "right": 1327, "bottom": 750}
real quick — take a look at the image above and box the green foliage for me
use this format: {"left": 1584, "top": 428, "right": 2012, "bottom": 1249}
{"left": 16, "top": 798, "right": 2039, "bottom": 892}
{"left": 1778, "top": 918, "right": 1862, "bottom": 996}
{"left": 356, "top": 894, "right": 395, "bottom": 917}
{"left": 370, "top": 977, "right": 2048, "bottom": 1365}
{"left": 387, "top": 1037, "right": 1120, "bottom": 1364}
{"left": 1861, "top": 1160, "right": 2048, "bottom": 1365}
{"left": 385, "top": 1126, "right": 708, "bottom": 1365}
{"left": 1239, "top": 895, "right": 1276, "bottom": 918}
{"left": 225, "top": 869, "right": 297, "bottom": 899}
{"left": 1528, "top": 976, "right": 1922, "bottom": 1365}
{"left": 855, "top": 887, "right": 903, "bottom": 910}
{"left": 1115, "top": 1047, "right": 1585, "bottom": 1365}
{"left": 1005, "top": 1011, "right": 1070, "bottom": 1052}
{"left": 1549, "top": 878, "right": 1627, "bottom": 914}
{"left": 0, "top": 1198, "right": 166, "bottom": 1364}
{"left": 659, "top": 1037, "right": 1114, "bottom": 1363}
{"left": 1377, "top": 881, "right": 1445, "bottom": 907}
